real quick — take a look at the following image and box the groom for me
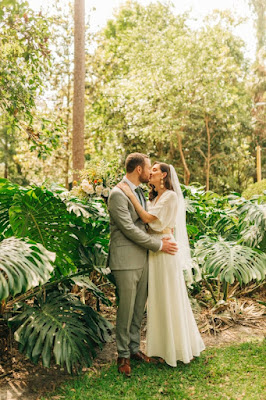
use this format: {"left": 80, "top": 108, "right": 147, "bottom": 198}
{"left": 108, "top": 152, "right": 178, "bottom": 377}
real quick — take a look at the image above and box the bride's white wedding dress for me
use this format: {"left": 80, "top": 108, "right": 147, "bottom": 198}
{"left": 146, "top": 190, "right": 205, "bottom": 366}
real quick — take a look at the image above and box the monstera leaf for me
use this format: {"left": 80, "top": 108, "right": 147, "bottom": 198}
{"left": 0, "top": 237, "right": 55, "bottom": 301}
{"left": 8, "top": 187, "right": 80, "bottom": 276}
{"left": 194, "top": 236, "right": 266, "bottom": 285}
{"left": 237, "top": 201, "right": 266, "bottom": 249}
{"left": 9, "top": 292, "right": 113, "bottom": 373}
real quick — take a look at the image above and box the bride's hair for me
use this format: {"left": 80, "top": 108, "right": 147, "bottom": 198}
{"left": 149, "top": 162, "right": 174, "bottom": 201}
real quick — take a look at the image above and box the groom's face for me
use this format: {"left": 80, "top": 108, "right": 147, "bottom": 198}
{"left": 139, "top": 158, "right": 151, "bottom": 183}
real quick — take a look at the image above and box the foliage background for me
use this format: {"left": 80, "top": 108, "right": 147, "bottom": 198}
{"left": 0, "top": 0, "right": 265, "bottom": 376}
{"left": 0, "top": 0, "right": 265, "bottom": 194}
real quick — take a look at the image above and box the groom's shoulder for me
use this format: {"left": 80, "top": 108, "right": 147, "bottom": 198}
{"left": 110, "top": 184, "right": 121, "bottom": 195}
{"left": 109, "top": 184, "right": 125, "bottom": 202}
{"left": 108, "top": 185, "right": 128, "bottom": 210}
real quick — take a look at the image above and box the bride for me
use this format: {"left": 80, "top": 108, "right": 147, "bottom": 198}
{"left": 118, "top": 162, "right": 205, "bottom": 366}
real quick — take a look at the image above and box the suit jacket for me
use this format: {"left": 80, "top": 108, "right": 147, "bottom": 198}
{"left": 107, "top": 185, "right": 161, "bottom": 271}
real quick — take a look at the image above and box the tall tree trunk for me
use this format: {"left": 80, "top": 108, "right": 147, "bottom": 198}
{"left": 249, "top": 1, "right": 266, "bottom": 181}
{"left": 4, "top": 125, "right": 8, "bottom": 179}
{"left": 169, "top": 133, "right": 175, "bottom": 161}
{"left": 177, "top": 132, "right": 190, "bottom": 185}
{"left": 205, "top": 115, "right": 211, "bottom": 191}
{"left": 72, "top": 0, "right": 85, "bottom": 183}
{"left": 4, "top": 161, "right": 8, "bottom": 179}
{"left": 65, "top": 134, "right": 70, "bottom": 189}
{"left": 65, "top": 61, "right": 72, "bottom": 189}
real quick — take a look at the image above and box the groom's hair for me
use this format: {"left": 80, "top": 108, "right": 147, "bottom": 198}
{"left": 125, "top": 153, "right": 149, "bottom": 173}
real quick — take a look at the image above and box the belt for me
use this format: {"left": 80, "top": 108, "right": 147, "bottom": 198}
{"left": 147, "top": 227, "right": 172, "bottom": 235}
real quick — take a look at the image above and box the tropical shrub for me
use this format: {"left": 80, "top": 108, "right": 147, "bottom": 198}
{"left": 242, "top": 179, "right": 266, "bottom": 199}
{"left": 0, "top": 178, "right": 112, "bottom": 373}
{"left": 182, "top": 185, "right": 266, "bottom": 301}
{"left": 0, "top": 237, "right": 55, "bottom": 302}
{"left": 71, "top": 158, "right": 124, "bottom": 202}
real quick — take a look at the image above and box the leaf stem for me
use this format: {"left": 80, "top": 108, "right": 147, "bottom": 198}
{"left": 204, "top": 279, "right": 217, "bottom": 304}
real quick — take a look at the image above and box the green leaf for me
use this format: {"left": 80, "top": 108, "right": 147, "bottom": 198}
{"left": 194, "top": 236, "right": 266, "bottom": 285}
{"left": 9, "top": 292, "right": 113, "bottom": 373}
{"left": 0, "top": 237, "right": 55, "bottom": 301}
{"left": 8, "top": 186, "right": 80, "bottom": 276}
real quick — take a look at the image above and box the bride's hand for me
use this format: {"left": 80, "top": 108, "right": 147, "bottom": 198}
{"left": 117, "top": 182, "right": 133, "bottom": 198}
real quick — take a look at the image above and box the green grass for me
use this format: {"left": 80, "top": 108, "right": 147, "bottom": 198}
{"left": 42, "top": 340, "right": 265, "bottom": 400}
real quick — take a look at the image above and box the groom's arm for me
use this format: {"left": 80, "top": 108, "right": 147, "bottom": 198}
{"left": 108, "top": 189, "right": 161, "bottom": 252}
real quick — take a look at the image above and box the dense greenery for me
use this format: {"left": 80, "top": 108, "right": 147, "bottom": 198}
{"left": 0, "top": 0, "right": 64, "bottom": 185}
{"left": 0, "top": 0, "right": 264, "bottom": 193}
{"left": 86, "top": 2, "right": 255, "bottom": 193}
{"left": 242, "top": 179, "right": 266, "bottom": 198}
{"left": 183, "top": 185, "right": 266, "bottom": 301}
{"left": 0, "top": 178, "right": 112, "bottom": 373}
{"left": 0, "top": 0, "right": 265, "bottom": 379}
{"left": 41, "top": 340, "right": 266, "bottom": 400}
{"left": 0, "top": 0, "right": 50, "bottom": 121}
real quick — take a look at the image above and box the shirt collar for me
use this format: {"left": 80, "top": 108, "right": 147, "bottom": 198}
{"left": 123, "top": 176, "right": 138, "bottom": 191}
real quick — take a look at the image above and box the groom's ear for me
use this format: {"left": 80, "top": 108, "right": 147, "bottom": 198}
{"left": 136, "top": 165, "right": 142, "bottom": 174}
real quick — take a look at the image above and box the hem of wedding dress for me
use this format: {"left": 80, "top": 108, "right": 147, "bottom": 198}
{"left": 148, "top": 348, "right": 206, "bottom": 367}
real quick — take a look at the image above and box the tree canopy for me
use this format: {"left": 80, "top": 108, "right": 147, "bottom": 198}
{"left": 86, "top": 2, "right": 254, "bottom": 192}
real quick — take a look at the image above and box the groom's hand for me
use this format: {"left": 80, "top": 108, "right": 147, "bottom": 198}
{"left": 161, "top": 237, "right": 178, "bottom": 255}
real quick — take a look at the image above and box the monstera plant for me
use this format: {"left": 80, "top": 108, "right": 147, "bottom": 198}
{"left": 194, "top": 236, "right": 266, "bottom": 301}
{"left": 183, "top": 186, "right": 266, "bottom": 302}
{"left": 0, "top": 179, "right": 112, "bottom": 373}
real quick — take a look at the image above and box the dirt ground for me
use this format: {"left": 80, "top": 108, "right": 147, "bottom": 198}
{"left": 0, "top": 295, "right": 265, "bottom": 400}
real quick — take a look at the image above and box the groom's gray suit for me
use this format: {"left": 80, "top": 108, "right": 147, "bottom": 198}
{"left": 108, "top": 182, "right": 161, "bottom": 358}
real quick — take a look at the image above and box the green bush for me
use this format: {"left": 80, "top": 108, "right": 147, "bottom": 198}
{"left": 0, "top": 179, "right": 112, "bottom": 373}
{"left": 182, "top": 185, "right": 266, "bottom": 301}
{"left": 242, "top": 179, "right": 266, "bottom": 199}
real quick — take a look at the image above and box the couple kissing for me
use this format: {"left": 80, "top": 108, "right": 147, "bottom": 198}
{"left": 107, "top": 153, "right": 205, "bottom": 377}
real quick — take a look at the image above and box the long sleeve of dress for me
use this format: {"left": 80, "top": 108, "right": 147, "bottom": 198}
{"left": 148, "top": 191, "right": 178, "bottom": 232}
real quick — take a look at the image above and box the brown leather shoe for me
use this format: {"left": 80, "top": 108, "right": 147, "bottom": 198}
{"left": 130, "top": 351, "right": 152, "bottom": 363}
{"left": 117, "top": 357, "right": 131, "bottom": 377}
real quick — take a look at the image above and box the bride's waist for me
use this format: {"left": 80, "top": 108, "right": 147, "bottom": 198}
{"left": 147, "top": 227, "right": 172, "bottom": 235}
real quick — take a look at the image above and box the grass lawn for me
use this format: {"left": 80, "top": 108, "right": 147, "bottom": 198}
{"left": 42, "top": 340, "right": 265, "bottom": 400}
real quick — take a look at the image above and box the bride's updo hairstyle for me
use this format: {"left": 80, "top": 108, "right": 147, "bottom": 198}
{"left": 149, "top": 162, "right": 174, "bottom": 201}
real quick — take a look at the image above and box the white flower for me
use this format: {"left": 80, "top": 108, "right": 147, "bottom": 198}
{"left": 102, "top": 187, "right": 110, "bottom": 197}
{"left": 81, "top": 179, "right": 94, "bottom": 194}
{"left": 96, "top": 185, "right": 104, "bottom": 196}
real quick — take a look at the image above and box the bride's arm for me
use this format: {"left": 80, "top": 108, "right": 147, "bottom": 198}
{"left": 117, "top": 183, "right": 157, "bottom": 224}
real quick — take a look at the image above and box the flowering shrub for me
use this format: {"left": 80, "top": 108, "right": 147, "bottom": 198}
{"left": 71, "top": 160, "right": 124, "bottom": 201}
{"left": 81, "top": 179, "right": 108, "bottom": 198}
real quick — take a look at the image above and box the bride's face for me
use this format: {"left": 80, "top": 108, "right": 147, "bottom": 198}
{"left": 149, "top": 164, "right": 163, "bottom": 185}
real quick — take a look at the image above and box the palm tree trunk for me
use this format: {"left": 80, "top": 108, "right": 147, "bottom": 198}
{"left": 4, "top": 126, "right": 8, "bottom": 179}
{"left": 65, "top": 61, "right": 72, "bottom": 189}
{"left": 72, "top": 0, "right": 85, "bottom": 183}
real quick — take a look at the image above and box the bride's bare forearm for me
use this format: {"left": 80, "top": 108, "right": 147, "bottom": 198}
{"left": 128, "top": 194, "right": 156, "bottom": 223}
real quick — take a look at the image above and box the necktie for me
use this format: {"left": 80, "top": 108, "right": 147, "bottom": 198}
{"left": 135, "top": 187, "right": 144, "bottom": 207}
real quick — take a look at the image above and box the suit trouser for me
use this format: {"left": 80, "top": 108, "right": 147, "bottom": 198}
{"left": 112, "top": 263, "right": 148, "bottom": 358}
